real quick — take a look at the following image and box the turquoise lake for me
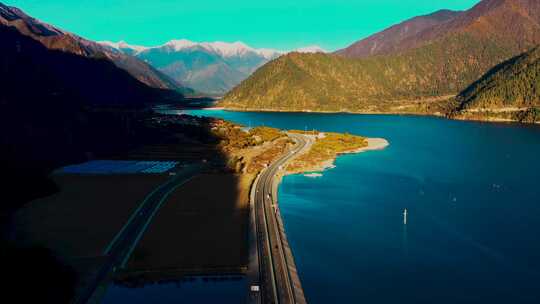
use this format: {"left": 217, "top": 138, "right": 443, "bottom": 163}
{"left": 185, "top": 110, "right": 540, "bottom": 304}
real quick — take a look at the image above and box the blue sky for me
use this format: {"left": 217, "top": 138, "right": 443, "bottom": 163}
{"left": 6, "top": 0, "right": 480, "bottom": 51}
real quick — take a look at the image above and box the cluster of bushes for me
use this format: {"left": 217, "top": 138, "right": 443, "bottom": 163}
{"left": 289, "top": 132, "right": 367, "bottom": 171}
{"left": 514, "top": 107, "right": 540, "bottom": 123}
{"left": 212, "top": 123, "right": 284, "bottom": 150}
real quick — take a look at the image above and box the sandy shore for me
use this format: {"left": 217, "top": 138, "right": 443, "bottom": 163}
{"left": 286, "top": 137, "right": 389, "bottom": 175}
{"left": 347, "top": 138, "right": 389, "bottom": 154}
{"left": 201, "top": 107, "right": 225, "bottom": 110}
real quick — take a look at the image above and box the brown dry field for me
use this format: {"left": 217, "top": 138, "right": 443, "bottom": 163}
{"left": 13, "top": 174, "right": 169, "bottom": 257}
{"left": 125, "top": 173, "right": 254, "bottom": 274}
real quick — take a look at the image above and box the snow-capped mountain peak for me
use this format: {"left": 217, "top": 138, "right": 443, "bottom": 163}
{"left": 200, "top": 41, "right": 252, "bottom": 57}
{"left": 159, "top": 39, "right": 283, "bottom": 58}
{"left": 100, "top": 39, "right": 323, "bottom": 58}
{"left": 99, "top": 40, "right": 148, "bottom": 53}
{"left": 255, "top": 48, "right": 284, "bottom": 59}
{"left": 198, "top": 41, "right": 282, "bottom": 58}
{"left": 94, "top": 38, "right": 328, "bottom": 95}
{"left": 294, "top": 45, "right": 326, "bottom": 53}
{"left": 99, "top": 38, "right": 287, "bottom": 62}
{"left": 163, "top": 39, "right": 198, "bottom": 51}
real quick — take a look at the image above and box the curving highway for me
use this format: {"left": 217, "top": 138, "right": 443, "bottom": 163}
{"left": 249, "top": 133, "right": 310, "bottom": 304}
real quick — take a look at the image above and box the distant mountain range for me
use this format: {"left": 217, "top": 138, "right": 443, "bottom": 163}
{"left": 1, "top": 2, "right": 328, "bottom": 97}
{"left": 100, "top": 40, "right": 326, "bottom": 95}
{"left": 221, "top": 0, "right": 540, "bottom": 116}
{"left": 0, "top": 3, "right": 191, "bottom": 95}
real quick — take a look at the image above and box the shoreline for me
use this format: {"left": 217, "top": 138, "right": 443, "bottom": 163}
{"left": 286, "top": 137, "right": 389, "bottom": 175}
{"left": 249, "top": 135, "right": 388, "bottom": 300}
{"left": 216, "top": 106, "right": 445, "bottom": 116}
{"left": 245, "top": 133, "right": 386, "bottom": 302}
{"left": 201, "top": 107, "right": 225, "bottom": 111}
{"left": 452, "top": 115, "right": 540, "bottom": 124}
{"left": 204, "top": 106, "right": 539, "bottom": 125}
{"left": 248, "top": 133, "right": 310, "bottom": 303}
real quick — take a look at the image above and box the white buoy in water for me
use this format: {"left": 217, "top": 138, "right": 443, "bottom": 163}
{"left": 403, "top": 208, "right": 408, "bottom": 225}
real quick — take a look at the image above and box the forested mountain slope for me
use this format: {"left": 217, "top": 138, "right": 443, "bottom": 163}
{"left": 221, "top": 0, "right": 540, "bottom": 113}
{"left": 453, "top": 46, "right": 540, "bottom": 123}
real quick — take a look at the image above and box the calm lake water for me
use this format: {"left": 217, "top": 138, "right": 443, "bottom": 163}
{"left": 101, "top": 276, "right": 246, "bottom": 304}
{"left": 185, "top": 109, "right": 540, "bottom": 304}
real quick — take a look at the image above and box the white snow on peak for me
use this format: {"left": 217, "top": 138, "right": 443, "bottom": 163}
{"left": 205, "top": 42, "right": 283, "bottom": 58}
{"left": 294, "top": 45, "right": 326, "bottom": 53}
{"left": 163, "top": 39, "right": 198, "bottom": 51}
{"left": 160, "top": 39, "right": 283, "bottom": 58}
{"left": 100, "top": 39, "right": 323, "bottom": 58}
{"left": 256, "top": 48, "right": 284, "bottom": 59}
{"left": 99, "top": 40, "right": 148, "bottom": 53}
{"left": 200, "top": 41, "right": 251, "bottom": 57}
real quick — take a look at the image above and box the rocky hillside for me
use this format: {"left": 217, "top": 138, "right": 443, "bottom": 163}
{"left": 335, "top": 9, "right": 461, "bottom": 58}
{"left": 453, "top": 46, "right": 540, "bottom": 123}
{"left": 0, "top": 3, "right": 189, "bottom": 94}
{"left": 221, "top": 0, "right": 540, "bottom": 113}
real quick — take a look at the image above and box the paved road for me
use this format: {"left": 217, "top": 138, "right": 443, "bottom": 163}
{"left": 74, "top": 164, "right": 203, "bottom": 304}
{"left": 249, "top": 133, "right": 310, "bottom": 304}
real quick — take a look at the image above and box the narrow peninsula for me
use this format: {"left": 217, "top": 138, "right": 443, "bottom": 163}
{"left": 285, "top": 131, "right": 389, "bottom": 175}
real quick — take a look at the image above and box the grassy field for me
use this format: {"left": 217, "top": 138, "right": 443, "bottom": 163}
{"left": 13, "top": 174, "right": 169, "bottom": 257}
{"left": 11, "top": 113, "right": 364, "bottom": 284}
{"left": 115, "top": 121, "right": 294, "bottom": 281}
{"left": 122, "top": 173, "right": 254, "bottom": 277}
{"left": 13, "top": 113, "right": 363, "bottom": 290}
{"left": 212, "top": 121, "right": 291, "bottom": 174}
{"left": 287, "top": 132, "right": 367, "bottom": 173}
{"left": 212, "top": 122, "right": 285, "bottom": 150}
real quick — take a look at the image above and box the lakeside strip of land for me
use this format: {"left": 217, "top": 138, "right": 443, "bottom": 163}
{"left": 201, "top": 106, "right": 446, "bottom": 116}
{"left": 201, "top": 104, "right": 540, "bottom": 125}
{"left": 246, "top": 132, "right": 387, "bottom": 302}
{"left": 292, "top": 138, "right": 388, "bottom": 174}
{"left": 285, "top": 133, "right": 389, "bottom": 175}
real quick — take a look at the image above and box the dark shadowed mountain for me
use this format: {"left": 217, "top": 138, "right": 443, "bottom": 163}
{"left": 0, "top": 16, "right": 212, "bottom": 303}
{"left": 222, "top": 0, "right": 540, "bottom": 113}
{"left": 336, "top": 9, "right": 462, "bottom": 58}
{"left": 0, "top": 2, "right": 192, "bottom": 94}
{"left": 0, "top": 17, "right": 184, "bottom": 215}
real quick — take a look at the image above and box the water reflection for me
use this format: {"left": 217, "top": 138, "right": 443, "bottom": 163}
{"left": 101, "top": 274, "right": 246, "bottom": 304}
